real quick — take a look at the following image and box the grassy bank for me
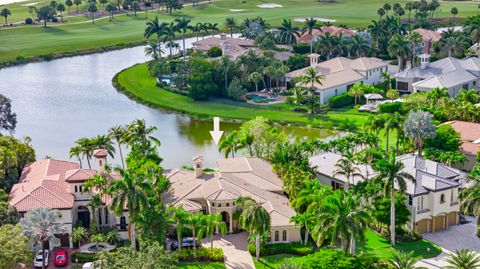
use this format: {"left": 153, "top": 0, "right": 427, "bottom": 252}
{"left": 1, "top": 0, "right": 478, "bottom": 64}
{"left": 113, "top": 63, "right": 371, "bottom": 129}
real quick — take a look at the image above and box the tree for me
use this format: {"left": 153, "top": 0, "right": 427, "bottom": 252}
{"left": 311, "top": 190, "right": 369, "bottom": 254}
{"left": 444, "top": 249, "right": 480, "bottom": 269}
{"left": 407, "top": 31, "right": 421, "bottom": 68}
{"left": 224, "top": 17, "right": 237, "bottom": 38}
{"left": 65, "top": 0, "right": 73, "bottom": 13}
{"left": 161, "top": 22, "right": 177, "bottom": 55}
{"left": 237, "top": 196, "right": 270, "bottom": 261}
{"left": 1, "top": 8, "right": 11, "bottom": 26}
{"left": 74, "top": 0, "right": 82, "bottom": 13}
{"left": 403, "top": 110, "right": 436, "bottom": 157}
{"left": 384, "top": 112, "right": 403, "bottom": 153}
{"left": 0, "top": 224, "right": 33, "bottom": 269}
{"left": 72, "top": 137, "right": 95, "bottom": 168}
{"left": 386, "top": 89, "right": 399, "bottom": 101}
{"left": 145, "top": 16, "right": 168, "bottom": 47}
{"left": 106, "top": 2, "right": 116, "bottom": 20}
{"left": 70, "top": 226, "right": 89, "bottom": 248}
{"left": 125, "top": 119, "right": 161, "bottom": 157}
{"left": 20, "top": 208, "right": 66, "bottom": 269}
{"left": 56, "top": 3, "right": 65, "bottom": 22}
{"left": 99, "top": 0, "right": 107, "bottom": 12}
{"left": 332, "top": 151, "right": 364, "bottom": 185}
{"left": 198, "top": 213, "right": 227, "bottom": 250}
{"left": 185, "top": 213, "right": 204, "bottom": 254}
{"left": 187, "top": 57, "right": 217, "bottom": 100}
{"left": 109, "top": 170, "right": 151, "bottom": 249}
{"left": 443, "top": 35, "right": 466, "bottom": 57}
{"left": 166, "top": 206, "right": 189, "bottom": 251}
{"left": 349, "top": 34, "right": 370, "bottom": 57}
{"left": 0, "top": 201, "right": 19, "bottom": 225}
{"left": 377, "top": 8, "right": 385, "bottom": 19}
{"left": 226, "top": 77, "right": 247, "bottom": 101}
{"left": 288, "top": 87, "right": 307, "bottom": 106}
{"left": 278, "top": 19, "right": 299, "bottom": 45}
{"left": 28, "top": 6, "right": 37, "bottom": 21}
{"left": 383, "top": 3, "right": 391, "bottom": 14}
{"left": 0, "top": 94, "right": 17, "bottom": 134}
{"left": 302, "top": 18, "right": 320, "bottom": 53}
{"left": 174, "top": 18, "right": 192, "bottom": 63}
{"left": 388, "top": 34, "right": 410, "bottom": 72}
{"left": 388, "top": 250, "right": 419, "bottom": 269}
{"left": 372, "top": 192, "right": 410, "bottom": 230}
{"left": 291, "top": 212, "right": 312, "bottom": 246}
{"left": 451, "top": 7, "right": 458, "bottom": 19}
{"left": 348, "top": 83, "right": 364, "bottom": 106}
{"left": 132, "top": 1, "right": 140, "bottom": 16}
{"left": 90, "top": 233, "right": 107, "bottom": 253}
{"left": 108, "top": 125, "right": 126, "bottom": 169}
{"left": 372, "top": 153, "right": 414, "bottom": 246}
{"left": 248, "top": 72, "right": 262, "bottom": 93}
{"left": 0, "top": 136, "right": 35, "bottom": 192}
{"left": 218, "top": 130, "right": 242, "bottom": 158}
{"left": 459, "top": 175, "right": 480, "bottom": 237}
{"left": 300, "top": 67, "right": 325, "bottom": 93}
{"left": 87, "top": 2, "right": 97, "bottom": 23}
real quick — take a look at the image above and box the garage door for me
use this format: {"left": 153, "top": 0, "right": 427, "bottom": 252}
{"left": 447, "top": 212, "right": 458, "bottom": 227}
{"left": 416, "top": 219, "right": 429, "bottom": 234}
{"left": 434, "top": 215, "right": 446, "bottom": 232}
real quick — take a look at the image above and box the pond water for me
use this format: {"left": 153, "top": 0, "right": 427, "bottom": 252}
{"left": 0, "top": 37, "right": 334, "bottom": 168}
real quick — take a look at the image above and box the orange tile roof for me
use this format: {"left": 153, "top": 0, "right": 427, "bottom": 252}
{"left": 414, "top": 28, "right": 442, "bottom": 42}
{"left": 443, "top": 121, "right": 480, "bottom": 155}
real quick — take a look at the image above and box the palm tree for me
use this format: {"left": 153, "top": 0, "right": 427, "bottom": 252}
{"left": 1, "top": 8, "right": 11, "bottom": 26}
{"left": 186, "top": 213, "right": 204, "bottom": 253}
{"left": 218, "top": 131, "right": 242, "bottom": 158}
{"left": 248, "top": 72, "right": 263, "bottom": 92}
{"left": 364, "top": 115, "right": 386, "bottom": 149}
{"left": 278, "top": 19, "right": 300, "bottom": 45}
{"left": 403, "top": 110, "right": 436, "bottom": 157}
{"left": 311, "top": 190, "right": 369, "bottom": 255}
{"left": 450, "top": 7, "right": 458, "bottom": 19}
{"left": 56, "top": 3, "right": 65, "bottom": 22}
{"left": 125, "top": 119, "right": 160, "bottom": 155}
{"left": 166, "top": 206, "right": 189, "bottom": 251}
{"left": 70, "top": 226, "right": 89, "bottom": 248}
{"left": 388, "top": 250, "right": 419, "bottom": 269}
{"left": 198, "top": 213, "right": 227, "bottom": 250}
{"left": 348, "top": 83, "right": 364, "bottom": 106}
{"left": 109, "top": 169, "right": 151, "bottom": 249}
{"left": 73, "top": 138, "right": 95, "bottom": 169}
{"left": 237, "top": 196, "right": 270, "bottom": 261}
{"left": 224, "top": 17, "right": 237, "bottom": 37}
{"left": 407, "top": 31, "right": 421, "bottom": 68}
{"left": 91, "top": 134, "right": 115, "bottom": 159}
{"left": 459, "top": 176, "right": 480, "bottom": 236}
{"left": 443, "top": 35, "right": 466, "bottom": 57}
{"left": 69, "top": 145, "right": 83, "bottom": 168}
{"left": 300, "top": 67, "right": 325, "bottom": 94}
{"left": 388, "top": 34, "right": 410, "bottom": 71}
{"left": 144, "top": 17, "right": 168, "bottom": 54}
{"left": 20, "top": 208, "right": 66, "bottom": 269}
{"left": 444, "top": 249, "right": 480, "bottom": 269}
{"left": 162, "top": 22, "right": 177, "bottom": 56}
{"left": 317, "top": 32, "right": 335, "bottom": 59}
{"left": 87, "top": 2, "right": 97, "bottom": 24}
{"left": 384, "top": 113, "right": 403, "bottom": 153}
{"left": 145, "top": 40, "right": 163, "bottom": 60}
{"left": 105, "top": 3, "right": 116, "bottom": 20}
{"left": 108, "top": 125, "right": 126, "bottom": 169}
{"left": 290, "top": 212, "right": 312, "bottom": 246}
{"left": 373, "top": 152, "right": 415, "bottom": 246}
{"left": 302, "top": 18, "right": 320, "bottom": 53}
{"left": 377, "top": 7, "right": 385, "bottom": 19}
{"left": 174, "top": 18, "right": 193, "bottom": 63}
{"left": 333, "top": 151, "right": 365, "bottom": 186}
{"left": 349, "top": 34, "right": 370, "bottom": 57}
{"left": 289, "top": 87, "right": 307, "bottom": 106}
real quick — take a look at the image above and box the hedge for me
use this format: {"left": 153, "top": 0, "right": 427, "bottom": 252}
{"left": 248, "top": 242, "right": 314, "bottom": 257}
{"left": 71, "top": 253, "right": 96, "bottom": 263}
{"left": 297, "top": 249, "right": 387, "bottom": 269}
{"left": 378, "top": 102, "right": 403, "bottom": 114}
{"left": 177, "top": 247, "right": 224, "bottom": 262}
{"left": 328, "top": 93, "right": 355, "bottom": 108}
{"left": 292, "top": 43, "right": 311, "bottom": 54}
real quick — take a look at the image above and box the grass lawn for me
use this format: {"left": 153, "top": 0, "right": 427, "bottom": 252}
{"left": 1, "top": 0, "right": 479, "bottom": 63}
{"left": 357, "top": 229, "right": 442, "bottom": 260}
{"left": 254, "top": 254, "right": 302, "bottom": 269}
{"left": 178, "top": 262, "right": 226, "bottom": 269}
{"left": 115, "top": 63, "right": 372, "bottom": 129}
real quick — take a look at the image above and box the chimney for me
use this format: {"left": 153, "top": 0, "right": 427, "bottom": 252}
{"left": 192, "top": 155, "right": 204, "bottom": 178}
{"left": 93, "top": 149, "right": 108, "bottom": 174}
{"left": 419, "top": 54, "right": 430, "bottom": 70}
{"left": 307, "top": 53, "right": 320, "bottom": 67}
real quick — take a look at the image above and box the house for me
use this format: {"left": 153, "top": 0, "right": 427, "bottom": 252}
{"left": 191, "top": 34, "right": 293, "bottom": 61}
{"left": 413, "top": 28, "right": 442, "bottom": 54}
{"left": 310, "top": 152, "right": 467, "bottom": 234}
{"left": 285, "top": 54, "right": 389, "bottom": 104}
{"left": 8, "top": 149, "right": 129, "bottom": 249}
{"left": 395, "top": 54, "right": 480, "bottom": 96}
{"left": 163, "top": 156, "right": 301, "bottom": 244}
{"left": 442, "top": 121, "right": 480, "bottom": 170}
{"left": 298, "top": 26, "right": 355, "bottom": 43}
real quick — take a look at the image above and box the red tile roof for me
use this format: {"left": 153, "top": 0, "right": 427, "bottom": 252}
{"left": 299, "top": 26, "right": 355, "bottom": 43}
{"left": 93, "top": 149, "right": 108, "bottom": 158}
{"left": 443, "top": 121, "right": 480, "bottom": 155}
{"left": 414, "top": 28, "right": 442, "bottom": 42}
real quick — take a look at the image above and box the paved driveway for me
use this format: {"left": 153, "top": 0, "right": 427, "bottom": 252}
{"left": 202, "top": 232, "right": 255, "bottom": 269}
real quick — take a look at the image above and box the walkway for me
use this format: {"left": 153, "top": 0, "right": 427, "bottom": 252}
{"left": 202, "top": 232, "right": 255, "bottom": 269}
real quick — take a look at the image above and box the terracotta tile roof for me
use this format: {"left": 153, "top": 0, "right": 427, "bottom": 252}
{"left": 443, "top": 121, "right": 480, "bottom": 155}
{"left": 299, "top": 26, "right": 355, "bottom": 42}
{"left": 414, "top": 28, "right": 442, "bottom": 42}
{"left": 93, "top": 149, "right": 108, "bottom": 158}
{"left": 192, "top": 36, "right": 254, "bottom": 51}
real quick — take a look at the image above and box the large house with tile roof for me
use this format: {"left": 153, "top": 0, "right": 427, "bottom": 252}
{"left": 298, "top": 26, "right": 355, "bottom": 44}
{"left": 285, "top": 54, "right": 389, "bottom": 104}
{"left": 442, "top": 121, "right": 480, "bottom": 171}
{"left": 9, "top": 150, "right": 130, "bottom": 249}
{"left": 413, "top": 28, "right": 442, "bottom": 54}
{"left": 310, "top": 153, "right": 467, "bottom": 234}
{"left": 164, "top": 156, "right": 301, "bottom": 244}
{"left": 395, "top": 55, "right": 480, "bottom": 95}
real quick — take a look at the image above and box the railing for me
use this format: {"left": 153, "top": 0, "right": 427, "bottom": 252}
{"left": 417, "top": 208, "right": 431, "bottom": 214}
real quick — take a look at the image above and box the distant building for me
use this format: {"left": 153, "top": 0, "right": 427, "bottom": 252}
{"left": 442, "top": 121, "right": 480, "bottom": 171}
{"left": 413, "top": 28, "right": 442, "bottom": 54}
{"left": 285, "top": 54, "right": 388, "bottom": 104}
{"left": 298, "top": 26, "right": 355, "bottom": 43}
{"left": 395, "top": 54, "right": 480, "bottom": 96}
{"left": 164, "top": 156, "right": 301, "bottom": 244}
{"left": 310, "top": 152, "right": 467, "bottom": 234}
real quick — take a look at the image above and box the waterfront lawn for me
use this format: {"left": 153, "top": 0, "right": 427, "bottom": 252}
{"left": 357, "top": 230, "right": 442, "bottom": 260}
{"left": 1, "top": 0, "right": 479, "bottom": 63}
{"left": 254, "top": 254, "right": 302, "bottom": 269}
{"left": 115, "top": 63, "right": 371, "bottom": 129}
{"left": 178, "top": 262, "right": 226, "bottom": 269}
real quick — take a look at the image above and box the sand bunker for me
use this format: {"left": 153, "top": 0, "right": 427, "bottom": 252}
{"left": 257, "top": 3, "right": 282, "bottom": 8}
{"left": 230, "top": 9, "right": 246, "bottom": 12}
{"left": 294, "top": 17, "right": 336, "bottom": 23}
{"left": 21, "top": 2, "right": 39, "bottom": 6}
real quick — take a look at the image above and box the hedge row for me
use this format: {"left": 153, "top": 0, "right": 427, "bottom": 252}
{"left": 328, "top": 93, "right": 355, "bottom": 108}
{"left": 248, "top": 242, "right": 314, "bottom": 257}
{"left": 177, "top": 247, "right": 224, "bottom": 262}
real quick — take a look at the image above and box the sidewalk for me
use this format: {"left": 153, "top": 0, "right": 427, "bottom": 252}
{"left": 202, "top": 232, "right": 255, "bottom": 269}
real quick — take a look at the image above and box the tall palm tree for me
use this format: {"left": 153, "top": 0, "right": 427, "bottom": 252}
{"left": 69, "top": 145, "right": 83, "bottom": 168}
{"left": 166, "top": 206, "right": 189, "bottom": 251}
{"left": 218, "top": 131, "right": 242, "bottom": 158}
{"left": 20, "top": 208, "right": 66, "bottom": 269}
{"left": 443, "top": 35, "right": 466, "bottom": 57}
{"left": 109, "top": 170, "right": 151, "bottom": 249}
{"left": 186, "top": 213, "right": 204, "bottom": 253}
{"left": 364, "top": 115, "right": 386, "bottom": 150}
{"left": 302, "top": 18, "right": 320, "bottom": 53}
{"left": 403, "top": 110, "right": 436, "bottom": 157}
{"left": 459, "top": 175, "right": 480, "bottom": 236}
{"left": 125, "top": 119, "right": 160, "bottom": 155}
{"left": 174, "top": 18, "right": 193, "bottom": 63}
{"left": 388, "top": 250, "right": 419, "bottom": 269}
{"left": 144, "top": 16, "right": 168, "bottom": 54}
{"left": 348, "top": 83, "right": 364, "bottom": 106}
{"left": 388, "top": 34, "right": 410, "bottom": 71}
{"left": 407, "top": 31, "right": 421, "bottom": 68}
{"left": 144, "top": 40, "right": 163, "bottom": 60}
{"left": 350, "top": 34, "right": 370, "bottom": 57}
{"left": 311, "top": 190, "right": 369, "bottom": 255}
{"left": 444, "top": 249, "right": 480, "bottom": 269}
{"left": 373, "top": 152, "right": 415, "bottom": 246}
{"left": 224, "top": 17, "right": 237, "bottom": 37}
{"left": 91, "top": 134, "right": 115, "bottom": 159}
{"left": 73, "top": 138, "right": 95, "bottom": 169}
{"left": 332, "top": 151, "right": 365, "bottom": 186}
{"left": 291, "top": 212, "right": 312, "bottom": 246}
{"left": 300, "top": 67, "right": 325, "bottom": 93}
{"left": 162, "top": 22, "right": 177, "bottom": 56}
{"left": 317, "top": 32, "right": 335, "bottom": 59}
{"left": 384, "top": 113, "right": 403, "bottom": 154}
{"left": 278, "top": 19, "right": 300, "bottom": 45}
{"left": 237, "top": 196, "right": 270, "bottom": 261}
{"left": 108, "top": 125, "right": 126, "bottom": 169}
{"left": 198, "top": 213, "right": 227, "bottom": 250}
{"left": 248, "top": 72, "right": 263, "bottom": 92}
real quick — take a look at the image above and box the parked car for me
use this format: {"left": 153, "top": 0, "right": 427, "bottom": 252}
{"left": 33, "top": 250, "right": 49, "bottom": 268}
{"left": 170, "top": 237, "right": 199, "bottom": 250}
{"left": 54, "top": 249, "right": 68, "bottom": 267}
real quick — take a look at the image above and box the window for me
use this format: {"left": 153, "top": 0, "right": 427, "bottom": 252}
{"left": 335, "top": 89, "right": 338, "bottom": 96}
{"left": 226, "top": 203, "right": 230, "bottom": 207}
{"left": 331, "top": 181, "right": 344, "bottom": 191}
{"left": 274, "top": 231, "right": 279, "bottom": 242}
{"left": 105, "top": 207, "right": 109, "bottom": 225}
{"left": 417, "top": 196, "right": 424, "bottom": 210}
{"left": 218, "top": 203, "right": 222, "bottom": 207}
{"left": 99, "top": 160, "right": 103, "bottom": 166}
{"left": 282, "top": 230, "right": 287, "bottom": 241}
{"left": 421, "top": 42, "right": 425, "bottom": 47}
{"left": 440, "top": 194, "right": 446, "bottom": 204}
{"left": 463, "top": 84, "right": 469, "bottom": 90}
{"left": 120, "top": 216, "right": 127, "bottom": 230}
{"left": 98, "top": 208, "right": 102, "bottom": 225}
{"left": 408, "top": 195, "right": 412, "bottom": 205}
{"left": 451, "top": 189, "right": 454, "bottom": 202}
{"left": 79, "top": 185, "right": 83, "bottom": 193}
{"left": 473, "top": 81, "right": 476, "bottom": 86}
{"left": 74, "top": 186, "right": 78, "bottom": 193}
{"left": 211, "top": 202, "right": 215, "bottom": 207}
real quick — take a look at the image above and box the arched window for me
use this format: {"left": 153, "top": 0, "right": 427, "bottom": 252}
{"left": 120, "top": 216, "right": 127, "bottom": 230}
{"left": 440, "top": 194, "right": 446, "bottom": 204}
{"left": 282, "top": 230, "right": 287, "bottom": 241}
{"left": 274, "top": 231, "right": 279, "bottom": 242}
{"left": 211, "top": 202, "right": 215, "bottom": 207}
{"left": 226, "top": 203, "right": 230, "bottom": 207}
{"left": 74, "top": 186, "right": 78, "bottom": 193}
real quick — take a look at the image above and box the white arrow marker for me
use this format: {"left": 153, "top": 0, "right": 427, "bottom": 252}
{"left": 209, "top": 117, "right": 224, "bottom": 145}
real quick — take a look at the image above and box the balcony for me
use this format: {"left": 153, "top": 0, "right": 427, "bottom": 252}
{"left": 417, "top": 208, "right": 431, "bottom": 215}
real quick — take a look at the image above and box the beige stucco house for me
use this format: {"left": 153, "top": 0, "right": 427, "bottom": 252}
{"left": 9, "top": 149, "right": 130, "bottom": 249}
{"left": 310, "top": 152, "right": 467, "bottom": 234}
{"left": 163, "top": 156, "right": 301, "bottom": 244}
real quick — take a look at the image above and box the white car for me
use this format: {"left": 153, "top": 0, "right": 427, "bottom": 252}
{"left": 33, "top": 250, "right": 49, "bottom": 268}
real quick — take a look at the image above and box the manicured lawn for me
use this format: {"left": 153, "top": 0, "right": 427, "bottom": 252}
{"left": 178, "top": 261, "right": 226, "bottom": 269}
{"left": 357, "top": 229, "right": 442, "bottom": 260}
{"left": 254, "top": 254, "right": 302, "bottom": 269}
{"left": 115, "top": 63, "right": 371, "bottom": 129}
{"left": 1, "top": 0, "right": 478, "bottom": 63}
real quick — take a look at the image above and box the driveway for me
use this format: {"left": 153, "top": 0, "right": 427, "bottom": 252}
{"left": 202, "top": 232, "right": 255, "bottom": 269}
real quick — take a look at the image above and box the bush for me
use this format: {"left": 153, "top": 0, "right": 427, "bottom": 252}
{"left": 292, "top": 107, "right": 308, "bottom": 113}
{"left": 227, "top": 77, "right": 247, "bottom": 101}
{"left": 298, "top": 249, "right": 385, "bottom": 269}
{"left": 177, "top": 247, "right": 224, "bottom": 262}
{"left": 37, "top": 54, "right": 53, "bottom": 61}
{"left": 286, "top": 54, "right": 308, "bottom": 71}
{"left": 207, "top": 46, "right": 222, "bottom": 58}
{"left": 71, "top": 252, "right": 96, "bottom": 263}
{"left": 378, "top": 102, "right": 403, "bottom": 114}
{"left": 248, "top": 242, "right": 314, "bottom": 257}
{"left": 292, "top": 43, "right": 311, "bottom": 54}
{"left": 328, "top": 93, "right": 354, "bottom": 108}
{"left": 25, "top": 18, "right": 33, "bottom": 24}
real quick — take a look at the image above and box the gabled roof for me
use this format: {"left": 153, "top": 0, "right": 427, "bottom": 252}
{"left": 413, "top": 28, "right": 442, "bottom": 42}
{"left": 443, "top": 121, "right": 480, "bottom": 155}
{"left": 298, "top": 26, "right": 355, "bottom": 42}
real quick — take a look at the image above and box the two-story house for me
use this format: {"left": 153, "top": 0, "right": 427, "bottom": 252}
{"left": 8, "top": 149, "right": 130, "bottom": 249}
{"left": 310, "top": 153, "right": 467, "bottom": 234}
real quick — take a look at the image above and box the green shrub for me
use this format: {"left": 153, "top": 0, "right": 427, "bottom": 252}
{"left": 227, "top": 77, "right": 247, "bottom": 101}
{"left": 207, "top": 46, "right": 222, "bottom": 58}
{"left": 248, "top": 242, "right": 314, "bottom": 256}
{"left": 25, "top": 18, "right": 33, "bottom": 24}
{"left": 298, "top": 249, "right": 385, "bottom": 269}
{"left": 378, "top": 102, "right": 403, "bottom": 114}
{"left": 177, "top": 247, "right": 224, "bottom": 262}
{"left": 328, "top": 93, "right": 354, "bottom": 108}
{"left": 71, "top": 253, "right": 96, "bottom": 263}
{"left": 37, "top": 54, "right": 54, "bottom": 61}
{"left": 292, "top": 43, "right": 311, "bottom": 54}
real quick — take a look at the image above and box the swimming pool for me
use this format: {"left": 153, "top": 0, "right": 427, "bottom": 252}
{"left": 246, "top": 93, "right": 277, "bottom": 103}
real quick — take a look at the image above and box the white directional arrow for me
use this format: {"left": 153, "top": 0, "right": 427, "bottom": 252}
{"left": 209, "top": 117, "right": 224, "bottom": 145}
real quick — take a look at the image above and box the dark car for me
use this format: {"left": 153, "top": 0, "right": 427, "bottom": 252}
{"left": 170, "top": 237, "right": 198, "bottom": 250}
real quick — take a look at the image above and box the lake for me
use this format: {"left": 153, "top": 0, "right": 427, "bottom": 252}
{"left": 0, "top": 36, "right": 334, "bottom": 168}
